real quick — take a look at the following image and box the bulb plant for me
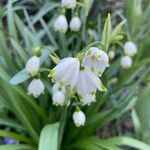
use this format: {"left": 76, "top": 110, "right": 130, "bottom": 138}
{"left": 0, "top": 0, "right": 150, "bottom": 150}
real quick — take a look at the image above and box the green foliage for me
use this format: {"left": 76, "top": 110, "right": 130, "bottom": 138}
{"left": 134, "top": 85, "right": 150, "bottom": 144}
{"left": 0, "top": 0, "right": 149, "bottom": 150}
{"left": 38, "top": 123, "right": 59, "bottom": 150}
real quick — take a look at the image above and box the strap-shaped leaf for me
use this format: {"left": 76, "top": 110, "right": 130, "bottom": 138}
{"left": 0, "top": 144, "right": 36, "bottom": 150}
{"left": 38, "top": 123, "right": 59, "bottom": 150}
{"left": 10, "top": 69, "right": 30, "bottom": 85}
{"left": 101, "top": 14, "right": 111, "bottom": 51}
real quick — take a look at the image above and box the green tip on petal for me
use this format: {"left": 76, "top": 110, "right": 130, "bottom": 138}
{"left": 48, "top": 69, "right": 54, "bottom": 78}
{"left": 98, "top": 80, "right": 107, "bottom": 92}
{"left": 50, "top": 54, "right": 60, "bottom": 64}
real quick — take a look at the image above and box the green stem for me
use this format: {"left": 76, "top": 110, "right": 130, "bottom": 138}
{"left": 58, "top": 88, "right": 71, "bottom": 150}
{"left": 58, "top": 106, "right": 68, "bottom": 150}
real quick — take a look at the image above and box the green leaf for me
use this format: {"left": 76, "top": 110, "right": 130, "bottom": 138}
{"left": 0, "top": 116, "right": 25, "bottom": 131}
{"left": 10, "top": 38, "right": 28, "bottom": 62}
{"left": 111, "top": 20, "right": 126, "bottom": 43}
{"left": 0, "top": 130, "right": 33, "bottom": 144}
{"left": 74, "top": 137, "right": 150, "bottom": 150}
{"left": 7, "top": 0, "right": 18, "bottom": 41}
{"left": 32, "top": 2, "right": 60, "bottom": 24}
{"left": 75, "top": 138, "right": 121, "bottom": 150}
{"left": 101, "top": 14, "right": 111, "bottom": 51}
{"left": 10, "top": 69, "right": 30, "bottom": 85}
{"left": 38, "top": 123, "right": 59, "bottom": 150}
{"left": 104, "top": 136, "right": 150, "bottom": 150}
{"left": 135, "top": 85, "right": 150, "bottom": 144}
{"left": 39, "top": 18, "right": 58, "bottom": 48}
{"left": 0, "top": 144, "right": 36, "bottom": 150}
{"left": 40, "top": 46, "right": 55, "bottom": 64}
{"left": 83, "top": 0, "right": 94, "bottom": 17}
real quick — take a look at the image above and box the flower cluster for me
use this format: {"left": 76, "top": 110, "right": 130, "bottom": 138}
{"left": 25, "top": 49, "right": 45, "bottom": 98}
{"left": 120, "top": 41, "right": 137, "bottom": 69}
{"left": 49, "top": 47, "right": 109, "bottom": 127}
{"left": 54, "top": 0, "right": 81, "bottom": 33}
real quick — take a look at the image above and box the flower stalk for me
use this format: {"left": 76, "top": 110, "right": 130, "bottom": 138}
{"left": 58, "top": 87, "right": 71, "bottom": 150}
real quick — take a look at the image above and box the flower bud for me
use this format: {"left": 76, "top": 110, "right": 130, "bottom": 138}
{"left": 124, "top": 41, "right": 137, "bottom": 56}
{"left": 25, "top": 56, "right": 40, "bottom": 76}
{"left": 61, "top": 0, "right": 76, "bottom": 9}
{"left": 69, "top": 16, "right": 81, "bottom": 31}
{"left": 108, "top": 50, "right": 115, "bottom": 59}
{"left": 120, "top": 56, "right": 132, "bottom": 69}
{"left": 33, "top": 46, "right": 42, "bottom": 57}
{"left": 54, "top": 15, "right": 68, "bottom": 33}
{"left": 73, "top": 110, "right": 86, "bottom": 127}
{"left": 52, "top": 91, "right": 65, "bottom": 106}
{"left": 28, "top": 79, "right": 45, "bottom": 98}
{"left": 114, "top": 35, "right": 124, "bottom": 41}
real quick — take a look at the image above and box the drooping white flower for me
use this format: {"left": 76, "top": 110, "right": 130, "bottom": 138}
{"left": 83, "top": 47, "right": 109, "bottom": 76}
{"left": 54, "top": 15, "right": 68, "bottom": 33}
{"left": 108, "top": 50, "right": 115, "bottom": 59}
{"left": 124, "top": 41, "right": 137, "bottom": 56}
{"left": 69, "top": 16, "right": 81, "bottom": 31}
{"left": 52, "top": 83, "right": 66, "bottom": 94}
{"left": 80, "top": 94, "right": 96, "bottom": 106}
{"left": 28, "top": 79, "right": 45, "bottom": 98}
{"left": 49, "top": 57, "right": 80, "bottom": 87}
{"left": 76, "top": 67, "right": 106, "bottom": 96}
{"left": 25, "top": 56, "right": 40, "bottom": 76}
{"left": 73, "top": 110, "right": 86, "bottom": 127}
{"left": 52, "top": 91, "right": 65, "bottom": 106}
{"left": 120, "top": 56, "right": 132, "bottom": 69}
{"left": 61, "top": 0, "right": 76, "bottom": 9}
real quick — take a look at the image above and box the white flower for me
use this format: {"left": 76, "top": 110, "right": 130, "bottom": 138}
{"left": 80, "top": 94, "right": 96, "bottom": 106}
{"left": 25, "top": 56, "right": 40, "bottom": 76}
{"left": 76, "top": 67, "right": 106, "bottom": 96}
{"left": 124, "top": 41, "right": 137, "bottom": 56}
{"left": 52, "top": 91, "right": 65, "bottom": 106}
{"left": 69, "top": 16, "right": 81, "bottom": 31}
{"left": 73, "top": 110, "right": 86, "bottom": 127}
{"left": 108, "top": 50, "right": 115, "bottom": 59}
{"left": 61, "top": 0, "right": 76, "bottom": 9}
{"left": 49, "top": 57, "right": 80, "bottom": 87}
{"left": 28, "top": 79, "right": 45, "bottom": 98}
{"left": 52, "top": 83, "right": 66, "bottom": 94}
{"left": 120, "top": 56, "right": 132, "bottom": 68}
{"left": 83, "top": 47, "right": 109, "bottom": 76}
{"left": 54, "top": 15, "right": 68, "bottom": 33}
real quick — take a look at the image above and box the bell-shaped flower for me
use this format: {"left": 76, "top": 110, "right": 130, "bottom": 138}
{"left": 76, "top": 67, "right": 106, "bottom": 96}
{"left": 83, "top": 47, "right": 109, "bottom": 76}
{"left": 120, "top": 56, "right": 132, "bottom": 68}
{"left": 52, "top": 91, "right": 65, "bottom": 106}
{"left": 73, "top": 110, "right": 86, "bottom": 127}
{"left": 28, "top": 79, "right": 45, "bottom": 98}
{"left": 69, "top": 16, "right": 81, "bottom": 31}
{"left": 108, "top": 50, "right": 115, "bottom": 60}
{"left": 124, "top": 41, "right": 137, "bottom": 57}
{"left": 54, "top": 15, "right": 68, "bottom": 33}
{"left": 49, "top": 57, "right": 80, "bottom": 87}
{"left": 25, "top": 56, "right": 40, "bottom": 76}
{"left": 80, "top": 93, "right": 96, "bottom": 106}
{"left": 52, "top": 83, "right": 66, "bottom": 94}
{"left": 61, "top": 0, "right": 76, "bottom": 9}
